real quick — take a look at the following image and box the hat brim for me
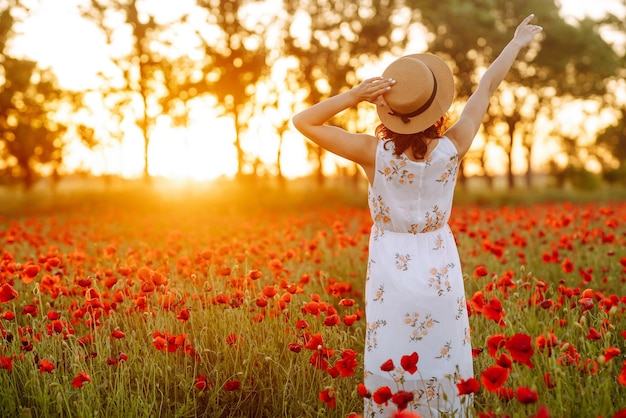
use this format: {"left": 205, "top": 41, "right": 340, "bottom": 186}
{"left": 377, "top": 53, "right": 454, "bottom": 134}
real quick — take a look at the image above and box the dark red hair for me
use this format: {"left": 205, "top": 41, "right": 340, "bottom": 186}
{"left": 376, "top": 115, "right": 449, "bottom": 159}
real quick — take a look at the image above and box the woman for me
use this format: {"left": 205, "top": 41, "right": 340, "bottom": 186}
{"left": 293, "top": 15, "right": 543, "bottom": 417}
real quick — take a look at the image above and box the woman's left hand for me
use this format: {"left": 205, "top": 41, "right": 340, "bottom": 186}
{"left": 353, "top": 77, "right": 396, "bottom": 105}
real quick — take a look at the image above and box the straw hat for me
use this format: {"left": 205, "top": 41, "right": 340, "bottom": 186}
{"left": 377, "top": 53, "right": 454, "bottom": 134}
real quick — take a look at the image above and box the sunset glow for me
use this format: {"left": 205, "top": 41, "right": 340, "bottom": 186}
{"left": 6, "top": 0, "right": 626, "bottom": 181}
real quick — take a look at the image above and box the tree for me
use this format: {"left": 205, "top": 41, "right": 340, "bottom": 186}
{"left": 81, "top": 0, "right": 180, "bottom": 182}
{"left": 0, "top": 2, "right": 71, "bottom": 189}
{"left": 282, "top": 0, "right": 409, "bottom": 184}
{"left": 409, "top": 0, "right": 621, "bottom": 189}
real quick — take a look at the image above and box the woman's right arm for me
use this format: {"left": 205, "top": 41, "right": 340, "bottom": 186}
{"left": 446, "top": 14, "right": 543, "bottom": 158}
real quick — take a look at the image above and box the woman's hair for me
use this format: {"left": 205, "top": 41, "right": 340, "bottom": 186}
{"left": 376, "top": 115, "right": 450, "bottom": 159}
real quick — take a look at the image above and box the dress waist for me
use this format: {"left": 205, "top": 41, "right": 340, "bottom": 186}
{"left": 371, "top": 223, "right": 451, "bottom": 237}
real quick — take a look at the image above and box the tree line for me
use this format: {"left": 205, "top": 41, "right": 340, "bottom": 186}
{"left": 0, "top": 0, "right": 625, "bottom": 190}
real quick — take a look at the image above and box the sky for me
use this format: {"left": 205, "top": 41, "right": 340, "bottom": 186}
{"left": 5, "top": 0, "right": 626, "bottom": 180}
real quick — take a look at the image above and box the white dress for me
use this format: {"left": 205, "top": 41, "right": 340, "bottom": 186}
{"left": 363, "top": 137, "right": 474, "bottom": 417}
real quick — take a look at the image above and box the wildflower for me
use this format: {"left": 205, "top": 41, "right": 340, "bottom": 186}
{"left": 194, "top": 375, "right": 211, "bottom": 390}
{"left": 262, "top": 286, "right": 278, "bottom": 298}
{"left": 248, "top": 270, "right": 263, "bottom": 280}
{"left": 601, "top": 347, "right": 621, "bottom": 363}
{"left": 483, "top": 297, "right": 505, "bottom": 326}
{"left": 335, "top": 349, "right": 358, "bottom": 377}
{"left": 543, "top": 372, "right": 557, "bottom": 389}
{"left": 224, "top": 379, "right": 241, "bottom": 391}
{"left": 225, "top": 333, "right": 240, "bottom": 346}
{"left": 319, "top": 388, "right": 336, "bottom": 408}
{"left": 487, "top": 334, "right": 507, "bottom": 357}
{"left": 111, "top": 330, "right": 125, "bottom": 339}
{"left": 619, "top": 360, "right": 626, "bottom": 386}
{"left": 0, "top": 284, "right": 19, "bottom": 303}
{"left": 21, "top": 262, "right": 40, "bottom": 283}
{"left": 586, "top": 327, "right": 602, "bottom": 340}
{"left": 505, "top": 333, "right": 534, "bottom": 368}
{"left": 22, "top": 305, "right": 38, "bottom": 316}
{"left": 38, "top": 359, "right": 55, "bottom": 373}
{"left": 561, "top": 258, "right": 574, "bottom": 273}
{"left": 473, "top": 265, "right": 488, "bottom": 278}
{"left": 1, "top": 311, "right": 15, "bottom": 320}
{"left": 515, "top": 387, "right": 538, "bottom": 404}
{"left": 372, "top": 386, "right": 393, "bottom": 406}
{"left": 288, "top": 343, "right": 302, "bottom": 353}
{"left": 343, "top": 314, "right": 358, "bottom": 326}
{"left": 400, "top": 352, "right": 419, "bottom": 375}
{"left": 380, "top": 359, "right": 394, "bottom": 372}
{"left": 357, "top": 383, "right": 371, "bottom": 399}
{"left": 456, "top": 377, "right": 480, "bottom": 395}
{"left": 530, "top": 405, "right": 551, "bottom": 418}
{"left": 0, "top": 357, "right": 12, "bottom": 371}
{"left": 480, "top": 365, "right": 509, "bottom": 392}
{"left": 324, "top": 314, "right": 340, "bottom": 327}
{"left": 72, "top": 372, "right": 91, "bottom": 388}
{"left": 391, "top": 390, "right": 414, "bottom": 410}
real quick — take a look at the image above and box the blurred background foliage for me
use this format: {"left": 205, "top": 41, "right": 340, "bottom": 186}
{"left": 0, "top": 0, "right": 625, "bottom": 192}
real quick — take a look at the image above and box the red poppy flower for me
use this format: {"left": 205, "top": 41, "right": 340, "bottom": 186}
{"left": 602, "top": 347, "right": 621, "bottom": 363}
{"left": 324, "top": 314, "right": 340, "bottom": 327}
{"left": 1, "top": 311, "right": 15, "bottom": 320}
{"left": 456, "top": 377, "right": 480, "bottom": 395}
{"left": 483, "top": 297, "right": 505, "bottom": 326}
{"left": 380, "top": 359, "right": 395, "bottom": 372}
{"left": 319, "top": 388, "right": 336, "bottom": 408}
{"left": 530, "top": 405, "right": 551, "bottom": 418}
{"left": 21, "top": 262, "right": 40, "bottom": 283}
{"left": 22, "top": 304, "right": 38, "bottom": 316}
{"left": 487, "top": 334, "right": 507, "bottom": 357}
{"left": 176, "top": 308, "right": 191, "bottom": 322}
{"left": 0, "top": 284, "right": 18, "bottom": 303}
{"left": 343, "top": 314, "right": 358, "bottom": 326}
{"left": 473, "top": 265, "right": 488, "bottom": 278}
{"left": 111, "top": 330, "right": 125, "bottom": 339}
{"left": 585, "top": 327, "right": 601, "bottom": 340}
{"left": 543, "top": 372, "right": 557, "bottom": 389}
{"left": 225, "top": 333, "right": 240, "bottom": 346}
{"left": 391, "top": 390, "right": 414, "bottom": 410}
{"left": 535, "top": 333, "right": 559, "bottom": 355}
{"left": 304, "top": 333, "right": 323, "bottom": 350}
{"left": 288, "top": 343, "right": 302, "bottom": 353}
{"left": 223, "top": 379, "right": 240, "bottom": 391}
{"left": 262, "top": 286, "right": 278, "bottom": 298}
{"left": 372, "top": 386, "right": 393, "bottom": 406}
{"left": 515, "top": 387, "right": 538, "bottom": 404}
{"left": 619, "top": 361, "right": 626, "bottom": 386}
{"left": 0, "top": 357, "right": 13, "bottom": 371}
{"left": 480, "top": 365, "right": 509, "bottom": 392}
{"left": 72, "top": 371, "right": 91, "bottom": 388}
{"left": 38, "top": 359, "right": 55, "bottom": 373}
{"left": 496, "top": 353, "right": 512, "bottom": 369}
{"left": 194, "top": 375, "right": 211, "bottom": 390}
{"left": 561, "top": 258, "right": 574, "bottom": 273}
{"left": 335, "top": 349, "right": 358, "bottom": 377}
{"left": 357, "top": 383, "right": 371, "bottom": 399}
{"left": 505, "top": 333, "right": 534, "bottom": 368}
{"left": 248, "top": 270, "right": 263, "bottom": 280}
{"left": 400, "top": 352, "right": 419, "bottom": 375}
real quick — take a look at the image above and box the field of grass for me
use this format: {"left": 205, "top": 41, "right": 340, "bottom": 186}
{"left": 0, "top": 179, "right": 625, "bottom": 417}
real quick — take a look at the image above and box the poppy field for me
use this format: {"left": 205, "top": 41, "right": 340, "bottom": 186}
{"left": 1, "top": 185, "right": 626, "bottom": 418}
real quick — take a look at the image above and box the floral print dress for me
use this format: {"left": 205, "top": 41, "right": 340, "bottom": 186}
{"left": 364, "top": 137, "right": 473, "bottom": 417}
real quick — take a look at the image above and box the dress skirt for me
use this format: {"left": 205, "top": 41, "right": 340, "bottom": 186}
{"left": 363, "top": 224, "right": 474, "bottom": 417}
